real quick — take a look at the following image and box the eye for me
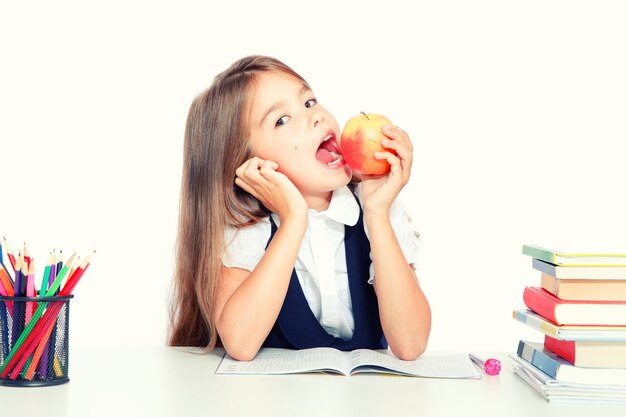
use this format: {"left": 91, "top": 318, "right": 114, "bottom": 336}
{"left": 304, "top": 98, "right": 317, "bottom": 108}
{"left": 275, "top": 115, "right": 290, "bottom": 127}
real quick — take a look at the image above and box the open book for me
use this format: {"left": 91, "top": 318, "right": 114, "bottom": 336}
{"left": 216, "top": 347, "right": 481, "bottom": 378}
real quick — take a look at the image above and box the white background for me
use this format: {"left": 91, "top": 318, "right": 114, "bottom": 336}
{"left": 1, "top": 1, "right": 625, "bottom": 352}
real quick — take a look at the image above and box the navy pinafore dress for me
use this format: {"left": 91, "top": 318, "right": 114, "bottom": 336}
{"left": 262, "top": 197, "right": 387, "bottom": 350}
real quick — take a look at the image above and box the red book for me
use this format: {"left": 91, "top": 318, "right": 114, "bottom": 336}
{"left": 544, "top": 335, "right": 626, "bottom": 368}
{"left": 522, "top": 286, "right": 626, "bottom": 326}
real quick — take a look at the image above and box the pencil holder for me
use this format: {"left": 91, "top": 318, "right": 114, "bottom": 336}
{"left": 0, "top": 294, "right": 74, "bottom": 387}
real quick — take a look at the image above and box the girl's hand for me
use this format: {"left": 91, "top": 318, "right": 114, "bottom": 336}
{"left": 360, "top": 125, "right": 413, "bottom": 217}
{"left": 235, "top": 157, "right": 308, "bottom": 223}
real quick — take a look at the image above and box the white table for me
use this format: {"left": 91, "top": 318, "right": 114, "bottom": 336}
{"left": 1, "top": 347, "right": 624, "bottom": 416}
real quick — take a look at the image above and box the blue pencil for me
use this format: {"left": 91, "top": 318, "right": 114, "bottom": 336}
{"left": 0, "top": 301, "right": 8, "bottom": 363}
{"left": 55, "top": 250, "right": 63, "bottom": 295}
{"left": 13, "top": 256, "right": 23, "bottom": 297}
{"left": 56, "top": 250, "right": 63, "bottom": 276}
{"left": 0, "top": 245, "right": 8, "bottom": 360}
{"left": 0, "top": 239, "right": 11, "bottom": 287}
{"left": 11, "top": 256, "right": 25, "bottom": 354}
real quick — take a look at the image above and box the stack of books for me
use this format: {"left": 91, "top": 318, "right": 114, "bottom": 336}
{"left": 512, "top": 244, "right": 626, "bottom": 404}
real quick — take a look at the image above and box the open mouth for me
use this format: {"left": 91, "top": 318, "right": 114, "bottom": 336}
{"left": 315, "top": 131, "right": 343, "bottom": 167}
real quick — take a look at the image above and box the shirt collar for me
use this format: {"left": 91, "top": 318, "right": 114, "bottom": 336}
{"left": 317, "top": 186, "right": 359, "bottom": 226}
{"left": 270, "top": 186, "right": 360, "bottom": 227}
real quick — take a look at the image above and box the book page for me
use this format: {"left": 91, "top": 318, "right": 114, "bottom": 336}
{"left": 350, "top": 350, "right": 481, "bottom": 378}
{"left": 216, "top": 348, "right": 481, "bottom": 378}
{"left": 216, "top": 348, "right": 350, "bottom": 375}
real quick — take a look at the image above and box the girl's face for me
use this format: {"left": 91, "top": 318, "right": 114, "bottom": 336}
{"left": 247, "top": 71, "right": 351, "bottom": 207}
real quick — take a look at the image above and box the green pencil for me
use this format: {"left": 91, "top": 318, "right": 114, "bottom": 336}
{"left": 39, "top": 252, "right": 52, "bottom": 295}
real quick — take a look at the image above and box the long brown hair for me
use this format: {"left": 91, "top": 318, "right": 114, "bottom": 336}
{"left": 168, "top": 56, "right": 308, "bottom": 348}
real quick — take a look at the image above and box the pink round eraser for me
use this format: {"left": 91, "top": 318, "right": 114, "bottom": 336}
{"left": 484, "top": 358, "right": 501, "bottom": 376}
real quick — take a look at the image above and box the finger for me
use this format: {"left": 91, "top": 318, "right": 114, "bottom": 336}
{"left": 236, "top": 175, "right": 277, "bottom": 212}
{"left": 395, "top": 126, "right": 413, "bottom": 152}
{"left": 381, "top": 139, "right": 413, "bottom": 176}
{"left": 234, "top": 177, "right": 256, "bottom": 196}
{"left": 259, "top": 159, "right": 279, "bottom": 176}
{"left": 374, "top": 151, "right": 402, "bottom": 167}
{"left": 245, "top": 157, "right": 265, "bottom": 172}
{"left": 384, "top": 124, "right": 409, "bottom": 140}
{"left": 243, "top": 158, "right": 267, "bottom": 182}
{"left": 382, "top": 125, "right": 413, "bottom": 152}
{"left": 381, "top": 138, "right": 412, "bottom": 161}
{"left": 236, "top": 157, "right": 262, "bottom": 178}
{"left": 378, "top": 145, "right": 412, "bottom": 179}
{"left": 374, "top": 151, "right": 405, "bottom": 179}
{"left": 235, "top": 159, "right": 251, "bottom": 179}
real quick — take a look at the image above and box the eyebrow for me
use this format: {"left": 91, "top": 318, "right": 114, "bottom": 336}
{"left": 258, "top": 84, "right": 312, "bottom": 127}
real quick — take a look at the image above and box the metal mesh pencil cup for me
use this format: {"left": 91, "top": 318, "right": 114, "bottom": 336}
{"left": 0, "top": 294, "right": 74, "bottom": 387}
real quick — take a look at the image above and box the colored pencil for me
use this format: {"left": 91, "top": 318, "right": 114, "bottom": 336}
{"left": 0, "top": 301, "right": 8, "bottom": 361}
{"left": 0, "top": 260, "right": 14, "bottom": 288}
{"left": 0, "top": 246, "right": 12, "bottom": 358}
{"left": 2, "top": 237, "right": 16, "bottom": 273}
{"left": 39, "top": 252, "right": 52, "bottom": 296}
{"left": 53, "top": 355, "right": 63, "bottom": 377}
{"left": 0, "top": 268, "right": 15, "bottom": 321}
{"left": 10, "top": 256, "right": 26, "bottom": 355}
{"left": 0, "top": 268, "right": 12, "bottom": 297}
{"left": 44, "top": 253, "right": 75, "bottom": 296}
{"left": 13, "top": 256, "right": 23, "bottom": 297}
{"left": 23, "top": 242, "right": 31, "bottom": 268}
{"left": 48, "top": 250, "right": 57, "bottom": 291}
{"left": 61, "top": 251, "right": 95, "bottom": 295}
{"left": 44, "top": 250, "right": 62, "bottom": 378}
{"left": 25, "top": 259, "right": 36, "bottom": 323}
{"left": 56, "top": 250, "right": 63, "bottom": 277}
{"left": 20, "top": 257, "right": 28, "bottom": 297}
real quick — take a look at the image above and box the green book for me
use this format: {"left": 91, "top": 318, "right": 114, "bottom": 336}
{"left": 522, "top": 244, "right": 626, "bottom": 266}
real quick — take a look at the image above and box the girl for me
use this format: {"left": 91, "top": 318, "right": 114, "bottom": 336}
{"left": 169, "top": 55, "right": 431, "bottom": 361}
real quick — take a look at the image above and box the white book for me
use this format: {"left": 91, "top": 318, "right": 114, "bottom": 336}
{"left": 216, "top": 347, "right": 480, "bottom": 378}
{"left": 511, "top": 354, "right": 626, "bottom": 404}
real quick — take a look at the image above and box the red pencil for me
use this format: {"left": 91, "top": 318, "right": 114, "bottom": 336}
{"left": 61, "top": 251, "right": 95, "bottom": 295}
{"left": 23, "top": 242, "right": 31, "bottom": 267}
{"left": 3, "top": 236, "right": 16, "bottom": 273}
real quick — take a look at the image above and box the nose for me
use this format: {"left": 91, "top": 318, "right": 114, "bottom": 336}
{"left": 309, "top": 108, "right": 324, "bottom": 129}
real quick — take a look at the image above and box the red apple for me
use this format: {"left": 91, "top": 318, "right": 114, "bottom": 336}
{"left": 339, "top": 112, "right": 396, "bottom": 175}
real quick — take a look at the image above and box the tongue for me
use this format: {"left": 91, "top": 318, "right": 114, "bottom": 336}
{"left": 316, "top": 148, "right": 334, "bottom": 164}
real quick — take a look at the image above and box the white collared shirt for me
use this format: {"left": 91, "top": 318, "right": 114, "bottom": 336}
{"left": 222, "top": 184, "right": 420, "bottom": 340}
